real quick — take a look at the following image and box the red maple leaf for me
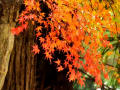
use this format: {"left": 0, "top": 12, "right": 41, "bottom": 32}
{"left": 18, "top": 17, "right": 24, "bottom": 24}
{"left": 22, "top": 22, "right": 28, "bottom": 30}
{"left": 104, "top": 73, "right": 109, "bottom": 79}
{"left": 11, "top": 26, "right": 23, "bottom": 35}
{"left": 36, "top": 32, "right": 42, "bottom": 37}
{"left": 11, "top": 28, "right": 18, "bottom": 35}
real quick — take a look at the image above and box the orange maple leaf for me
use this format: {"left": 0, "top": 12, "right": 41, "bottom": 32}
{"left": 68, "top": 69, "right": 76, "bottom": 81}
{"left": 57, "top": 65, "right": 64, "bottom": 72}
{"left": 39, "top": 37, "right": 45, "bottom": 43}
{"left": 54, "top": 59, "right": 61, "bottom": 66}
{"left": 78, "top": 78, "right": 85, "bottom": 87}
{"left": 69, "top": 73, "right": 76, "bottom": 81}
{"left": 44, "top": 51, "right": 52, "bottom": 59}
{"left": 32, "top": 44, "right": 40, "bottom": 54}
{"left": 35, "top": 26, "right": 42, "bottom": 31}
{"left": 117, "top": 78, "right": 120, "bottom": 84}
{"left": 64, "top": 60, "right": 69, "bottom": 68}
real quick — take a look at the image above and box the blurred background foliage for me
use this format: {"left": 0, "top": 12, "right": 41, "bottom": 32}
{"left": 73, "top": 31, "right": 120, "bottom": 89}
{"left": 73, "top": 0, "right": 120, "bottom": 89}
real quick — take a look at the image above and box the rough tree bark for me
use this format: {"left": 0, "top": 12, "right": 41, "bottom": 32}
{"left": 2, "top": 24, "right": 36, "bottom": 90}
{"left": 0, "top": 0, "right": 22, "bottom": 89}
{"left": 0, "top": 0, "right": 37, "bottom": 89}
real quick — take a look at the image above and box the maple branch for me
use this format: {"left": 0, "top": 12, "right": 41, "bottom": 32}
{"left": 78, "top": 69, "right": 114, "bottom": 90}
{"left": 101, "top": 83, "right": 114, "bottom": 90}
{"left": 78, "top": 69, "right": 95, "bottom": 81}
{"left": 105, "top": 63, "right": 115, "bottom": 67}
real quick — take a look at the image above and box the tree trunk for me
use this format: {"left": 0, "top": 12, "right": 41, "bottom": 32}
{"left": 0, "top": 0, "right": 22, "bottom": 89}
{"left": 2, "top": 23, "right": 36, "bottom": 90}
{"left": 0, "top": 0, "right": 36, "bottom": 90}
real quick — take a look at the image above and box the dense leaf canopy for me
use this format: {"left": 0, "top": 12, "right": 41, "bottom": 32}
{"left": 11, "top": 0, "right": 120, "bottom": 88}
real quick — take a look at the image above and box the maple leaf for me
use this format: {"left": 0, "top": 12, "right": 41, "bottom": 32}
{"left": 18, "top": 26, "right": 23, "bottom": 32}
{"left": 36, "top": 32, "right": 42, "bottom": 37}
{"left": 24, "top": 15, "right": 29, "bottom": 20}
{"left": 18, "top": 17, "right": 24, "bottom": 24}
{"left": 66, "top": 54, "right": 72, "bottom": 61}
{"left": 29, "top": 14, "right": 35, "bottom": 20}
{"left": 95, "top": 75, "right": 102, "bottom": 86}
{"left": 64, "top": 60, "right": 69, "bottom": 68}
{"left": 118, "top": 78, "right": 120, "bottom": 84}
{"left": 68, "top": 69, "right": 76, "bottom": 81}
{"left": 35, "top": 26, "right": 42, "bottom": 31}
{"left": 11, "top": 26, "right": 23, "bottom": 35}
{"left": 44, "top": 51, "right": 52, "bottom": 59}
{"left": 11, "top": 28, "right": 18, "bottom": 35}
{"left": 57, "top": 65, "right": 64, "bottom": 72}
{"left": 35, "top": 1, "right": 40, "bottom": 11}
{"left": 54, "top": 59, "right": 61, "bottom": 66}
{"left": 32, "top": 44, "right": 40, "bottom": 54}
{"left": 22, "top": 22, "right": 28, "bottom": 30}
{"left": 76, "top": 71, "right": 82, "bottom": 79}
{"left": 104, "top": 73, "right": 109, "bottom": 79}
{"left": 68, "top": 73, "right": 76, "bottom": 81}
{"left": 39, "top": 37, "right": 45, "bottom": 43}
{"left": 78, "top": 78, "right": 85, "bottom": 87}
